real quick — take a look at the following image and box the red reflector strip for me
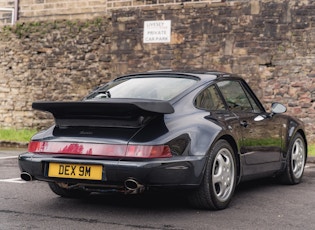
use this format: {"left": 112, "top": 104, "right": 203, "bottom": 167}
{"left": 28, "top": 141, "right": 172, "bottom": 158}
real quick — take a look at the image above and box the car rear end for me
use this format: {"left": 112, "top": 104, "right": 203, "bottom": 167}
{"left": 18, "top": 74, "right": 208, "bottom": 194}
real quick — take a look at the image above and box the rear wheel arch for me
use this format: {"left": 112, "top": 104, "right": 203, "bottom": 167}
{"left": 296, "top": 129, "right": 307, "bottom": 156}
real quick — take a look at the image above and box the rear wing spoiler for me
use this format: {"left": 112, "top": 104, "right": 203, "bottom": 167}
{"left": 32, "top": 99, "right": 174, "bottom": 128}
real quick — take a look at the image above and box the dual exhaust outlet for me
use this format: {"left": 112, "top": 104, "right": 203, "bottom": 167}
{"left": 20, "top": 172, "right": 145, "bottom": 194}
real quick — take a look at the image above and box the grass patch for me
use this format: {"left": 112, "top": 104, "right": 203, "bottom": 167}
{"left": 309, "top": 143, "right": 315, "bottom": 157}
{"left": 0, "top": 128, "right": 37, "bottom": 143}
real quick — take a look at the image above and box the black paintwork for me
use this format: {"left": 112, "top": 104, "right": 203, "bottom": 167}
{"left": 18, "top": 70, "right": 307, "bottom": 191}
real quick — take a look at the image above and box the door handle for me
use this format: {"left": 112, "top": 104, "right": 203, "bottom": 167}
{"left": 240, "top": 121, "right": 248, "bottom": 127}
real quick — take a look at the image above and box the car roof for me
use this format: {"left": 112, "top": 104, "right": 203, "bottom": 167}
{"left": 115, "top": 69, "right": 235, "bottom": 82}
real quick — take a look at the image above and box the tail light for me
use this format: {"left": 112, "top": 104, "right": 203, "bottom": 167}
{"left": 28, "top": 141, "right": 172, "bottom": 158}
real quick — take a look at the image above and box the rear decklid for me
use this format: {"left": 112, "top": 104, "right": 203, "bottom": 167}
{"left": 30, "top": 99, "right": 174, "bottom": 158}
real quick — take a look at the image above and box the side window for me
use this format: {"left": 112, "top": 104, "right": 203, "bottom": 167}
{"left": 217, "top": 80, "right": 254, "bottom": 112}
{"left": 195, "top": 85, "right": 226, "bottom": 111}
{"left": 244, "top": 88, "right": 261, "bottom": 113}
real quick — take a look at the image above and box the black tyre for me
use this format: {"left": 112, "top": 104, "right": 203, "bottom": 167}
{"left": 48, "top": 182, "right": 90, "bottom": 198}
{"left": 189, "top": 140, "right": 237, "bottom": 210}
{"left": 277, "top": 133, "right": 306, "bottom": 185}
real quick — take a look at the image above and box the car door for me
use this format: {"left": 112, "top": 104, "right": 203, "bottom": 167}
{"left": 216, "top": 79, "right": 283, "bottom": 177}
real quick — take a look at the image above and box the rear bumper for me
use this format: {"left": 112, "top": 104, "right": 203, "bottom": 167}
{"left": 18, "top": 152, "right": 206, "bottom": 189}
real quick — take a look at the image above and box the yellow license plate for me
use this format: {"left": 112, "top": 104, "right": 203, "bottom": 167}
{"left": 48, "top": 163, "right": 103, "bottom": 180}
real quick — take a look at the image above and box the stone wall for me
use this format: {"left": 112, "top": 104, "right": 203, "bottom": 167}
{"left": 0, "top": 0, "right": 315, "bottom": 141}
{"left": 18, "top": 0, "right": 225, "bottom": 22}
{"left": 18, "top": 0, "right": 108, "bottom": 21}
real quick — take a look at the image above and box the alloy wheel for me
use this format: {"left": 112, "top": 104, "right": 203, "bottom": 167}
{"left": 291, "top": 137, "right": 305, "bottom": 179}
{"left": 211, "top": 148, "right": 235, "bottom": 202}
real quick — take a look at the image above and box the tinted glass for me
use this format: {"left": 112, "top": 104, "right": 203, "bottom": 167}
{"left": 217, "top": 80, "right": 253, "bottom": 112}
{"left": 244, "top": 87, "right": 262, "bottom": 113}
{"left": 88, "top": 77, "right": 197, "bottom": 100}
{"left": 195, "top": 85, "right": 226, "bottom": 111}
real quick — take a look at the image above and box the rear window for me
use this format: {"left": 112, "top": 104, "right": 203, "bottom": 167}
{"left": 87, "top": 77, "right": 197, "bottom": 100}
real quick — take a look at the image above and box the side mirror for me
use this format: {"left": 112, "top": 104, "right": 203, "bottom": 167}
{"left": 271, "top": 102, "right": 287, "bottom": 114}
{"left": 254, "top": 103, "right": 286, "bottom": 121}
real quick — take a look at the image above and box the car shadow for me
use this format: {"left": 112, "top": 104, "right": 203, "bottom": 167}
{"left": 235, "top": 177, "right": 279, "bottom": 194}
{"left": 81, "top": 190, "right": 189, "bottom": 210}
{"left": 43, "top": 175, "right": 303, "bottom": 214}
{"left": 52, "top": 177, "right": 282, "bottom": 211}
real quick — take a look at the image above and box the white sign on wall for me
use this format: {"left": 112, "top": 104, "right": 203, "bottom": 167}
{"left": 143, "top": 20, "right": 171, "bottom": 43}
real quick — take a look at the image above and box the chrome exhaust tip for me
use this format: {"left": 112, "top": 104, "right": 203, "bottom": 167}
{"left": 124, "top": 178, "right": 145, "bottom": 194}
{"left": 20, "top": 172, "right": 33, "bottom": 181}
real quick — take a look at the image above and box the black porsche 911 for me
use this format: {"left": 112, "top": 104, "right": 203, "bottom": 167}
{"left": 18, "top": 70, "right": 307, "bottom": 210}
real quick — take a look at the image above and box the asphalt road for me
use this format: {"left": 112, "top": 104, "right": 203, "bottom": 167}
{"left": 1, "top": 149, "right": 315, "bottom": 230}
